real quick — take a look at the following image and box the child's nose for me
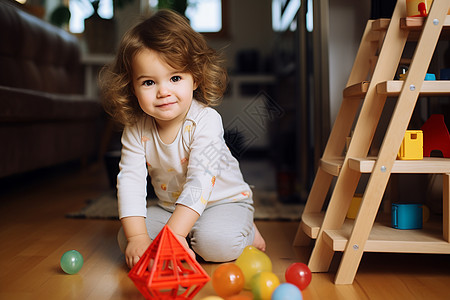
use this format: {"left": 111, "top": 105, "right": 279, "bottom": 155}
{"left": 157, "top": 83, "right": 170, "bottom": 98}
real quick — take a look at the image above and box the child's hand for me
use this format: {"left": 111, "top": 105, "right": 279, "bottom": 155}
{"left": 174, "top": 233, "right": 196, "bottom": 260}
{"left": 166, "top": 204, "right": 199, "bottom": 260}
{"left": 125, "top": 234, "right": 152, "bottom": 268}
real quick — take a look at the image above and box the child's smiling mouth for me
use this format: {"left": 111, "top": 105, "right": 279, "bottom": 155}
{"left": 156, "top": 101, "right": 176, "bottom": 108}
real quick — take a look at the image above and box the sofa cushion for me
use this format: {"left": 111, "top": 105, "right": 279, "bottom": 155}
{"left": 0, "top": 86, "right": 101, "bottom": 122}
{"left": 0, "top": 1, "right": 83, "bottom": 94}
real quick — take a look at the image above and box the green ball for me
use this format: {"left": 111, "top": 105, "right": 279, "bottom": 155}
{"left": 60, "top": 250, "right": 84, "bottom": 274}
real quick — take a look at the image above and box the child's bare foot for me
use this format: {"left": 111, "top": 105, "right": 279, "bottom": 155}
{"left": 252, "top": 223, "right": 266, "bottom": 252}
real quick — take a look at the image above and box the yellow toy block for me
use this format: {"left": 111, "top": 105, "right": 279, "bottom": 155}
{"left": 397, "top": 130, "right": 423, "bottom": 160}
{"left": 347, "top": 194, "right": 363, "bottom": 219}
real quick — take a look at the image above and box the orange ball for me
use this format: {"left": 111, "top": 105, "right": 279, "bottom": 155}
{"left": 226, "top": 291, "right": 253, "bottom": 300}
{"left": 212, "top": 263, "right": 245, "bottom": 298}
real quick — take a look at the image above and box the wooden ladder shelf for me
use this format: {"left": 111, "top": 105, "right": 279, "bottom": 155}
{"left": 294, "top": 0, "right": 450, "bottom": 284}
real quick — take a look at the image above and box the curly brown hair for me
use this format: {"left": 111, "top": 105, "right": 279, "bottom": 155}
{"left": 100, "top": 9, "right": 228, "bottom": 126}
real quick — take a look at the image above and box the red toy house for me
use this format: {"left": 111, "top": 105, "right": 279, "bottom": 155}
{"left": 421, "top": 114, "right": 450, "bottom": 158}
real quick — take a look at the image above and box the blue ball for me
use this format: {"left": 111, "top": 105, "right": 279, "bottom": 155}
{"left": 60, "top": 250, "right": 84, "bottom": 274}
{"left": 271, "top": 283, "right": 302, "bottom": 300}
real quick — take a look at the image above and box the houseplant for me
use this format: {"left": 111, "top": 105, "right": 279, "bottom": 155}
{"left": 50, "top": 0, "right": 134, "bottom": 53}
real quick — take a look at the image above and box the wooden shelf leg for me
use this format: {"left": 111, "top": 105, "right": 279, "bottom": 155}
{"left": 334, "top": 167, "right": 390, "bottom": 284}
{"left": 308, "top": 167, "right": 361, "bottom": 272}
{"left": 294, "top": 168, "right": 334, "bottom": 245}
{"left": 293, "top": 19, "right": 380, "bottom": 248}
{"left": 444, "top": 173, "right": 449, "bottom": 242}
{"left": 294, "top": 96, "right": 362, "bottom": 247}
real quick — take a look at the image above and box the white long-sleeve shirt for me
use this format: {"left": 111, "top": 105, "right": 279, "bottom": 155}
{"left": 117, "top": 99, "right": 252, "bottom": 219}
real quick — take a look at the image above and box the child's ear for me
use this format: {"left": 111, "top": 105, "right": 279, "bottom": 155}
{"left": 193, "top": 81, "right": 198, "bottom": 91}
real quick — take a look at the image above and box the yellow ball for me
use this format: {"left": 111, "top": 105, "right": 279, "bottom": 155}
{"left": 250, "top": 271, "right": 280, "bottom": 300}
{"left": 235, "top": 246, "right": 272, "bottom": 289}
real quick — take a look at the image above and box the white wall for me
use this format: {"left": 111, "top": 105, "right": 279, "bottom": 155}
{"left": 113, "top": 0, "right": 276, "bottom": 73}
{"left": 81, "top": 0, "right": 371, "bottom": 130}
{"left": 328, "top": 0, "right": 371, "bottom": 124}
{"left": 208, "top": 0, "right": 276, "bottom": 72}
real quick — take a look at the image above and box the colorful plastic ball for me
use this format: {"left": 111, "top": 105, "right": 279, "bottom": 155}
{"left": 212, "top": 263, "right": 245, "bottom": 298}
{"left": 60, "top": 250, "right": 84, "bottom": 275}
{"left": 285, "top": 262, "right": 311, "bottom": 291}
{"left": 271, "top": 283, "right": 302, "bottom": 300}
{"left": 226, "top": 291, "right": 254, "bottom": 300}
{"left": 235, "top": 246, "right": 272, "bottom": 289}
{"left": 250, "top": 271, "right": 280, "bottom": 300}
{"left": 200, "top": 297, "right": 224, "bottom": 300}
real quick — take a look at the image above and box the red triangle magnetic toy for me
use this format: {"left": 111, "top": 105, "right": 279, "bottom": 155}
{"left": 128, "top": 225, "right": 210, "bottom": 299}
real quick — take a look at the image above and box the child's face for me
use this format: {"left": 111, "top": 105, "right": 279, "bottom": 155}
{"left": 132, "top": 48, "right": 197, "bottom": 127}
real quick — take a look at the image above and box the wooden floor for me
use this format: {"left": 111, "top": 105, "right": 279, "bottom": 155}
{"left": 1, "top": 162, "right": 450, "bottom": 300}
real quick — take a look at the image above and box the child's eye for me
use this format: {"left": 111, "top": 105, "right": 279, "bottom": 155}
{"left": 171, "top": 76, "right": 181, "bottom": 82}
{"left": 142, "top": 80, "right": 154, "bottom": 86}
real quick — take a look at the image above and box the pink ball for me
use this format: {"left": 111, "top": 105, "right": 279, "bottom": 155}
{"left": 285, "top": 262, "right": 312, "bottom": 290}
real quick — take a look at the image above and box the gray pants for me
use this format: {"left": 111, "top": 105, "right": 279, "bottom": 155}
{"left": 118, "top": 201, "right": 255, "bottom": 262}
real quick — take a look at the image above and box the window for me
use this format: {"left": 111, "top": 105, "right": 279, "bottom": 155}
{"left": 69, "top": 0, "right": 225, "bottom": 35}
{"left": 185, "top": 0, "right": 222, "bottom": 33}
{"left": 150, "top": 0, "right": 225, "bottom": 36}
{"left": 272, "top": 0, "right": 301, "bottom": 32}
{"left": 69, "top": 0, "right": 114, "bottom": 33}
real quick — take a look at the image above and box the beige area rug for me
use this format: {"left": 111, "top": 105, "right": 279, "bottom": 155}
{"left": 67, "top": 190, "right": 304, "bottom": 221}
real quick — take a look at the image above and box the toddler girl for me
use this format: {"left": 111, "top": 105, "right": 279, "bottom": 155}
{"left": 100, "top": 9, "right": 265, "bottom": 268}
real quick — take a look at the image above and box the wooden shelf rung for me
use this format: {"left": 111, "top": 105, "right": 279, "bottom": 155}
{"left": 377, "top": 80, "right": 450, "bottom": 96}
{"left": 321, "top": 157, "right": 450, "bottom": 175}
{"left": 400, "top": 15, "right": 450, "bottom": 30}
{"left": 344, "top": 80, "right": 450, "bottom": 98}
{"left": 300, "top": 212, "right": 324, "bottom": 239}
{"left": 348, "top": 157, "right": 450, "bottom": 174}
{"left": 343, "top": 81, "right": 370, "bottom": 97}
{"left": 323, "top": 221, "right": 450, "bottom": 254}
{"left": 320, "top": 158, "right": 344, "bottom": 176}
{"left": 372, "top": 18, "right": 390, "bottom": 31}
{"left": 399, "top": 58, "right": 412, "bottom": 65}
